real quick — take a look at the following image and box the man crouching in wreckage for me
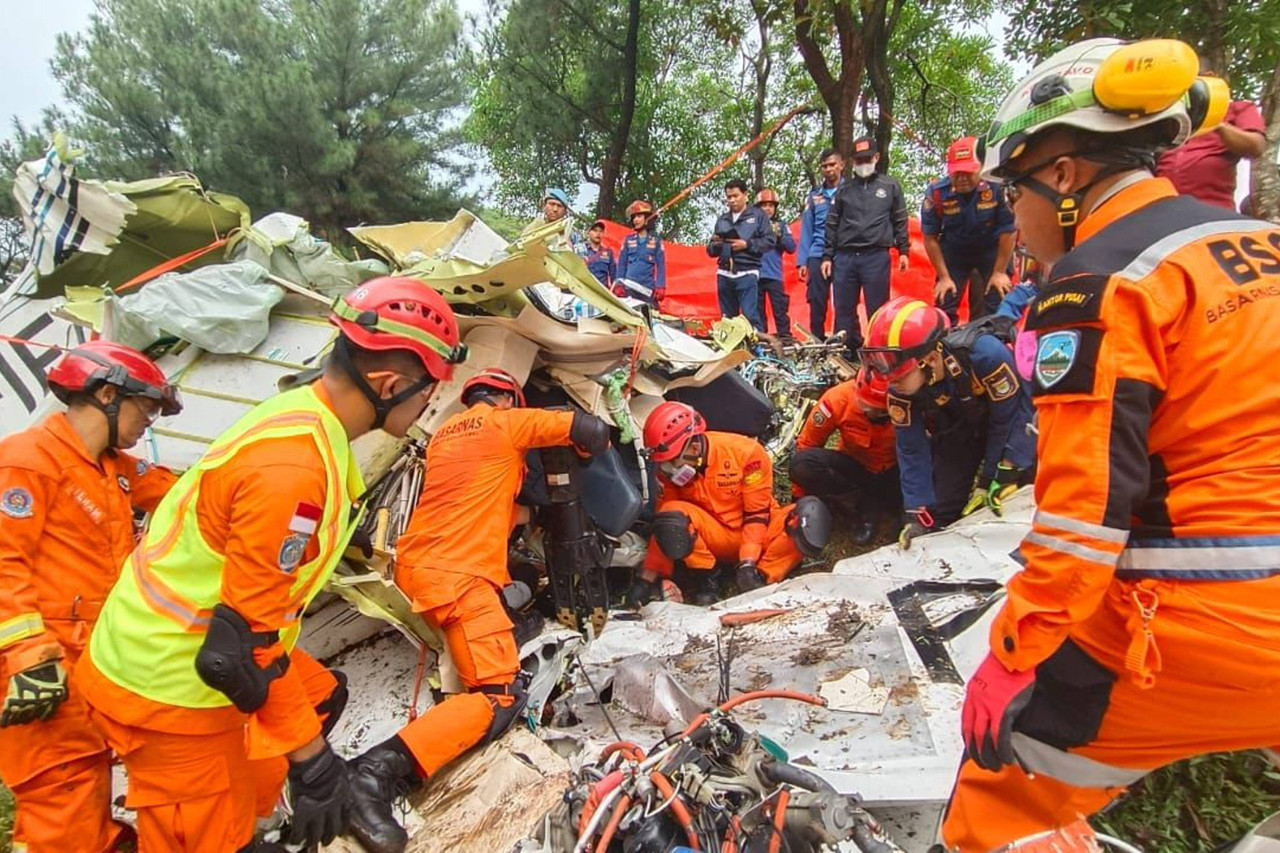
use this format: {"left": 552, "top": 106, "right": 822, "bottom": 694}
{"left": 627, "top": 401, "right": 832, "bottom": 607}
{"left": 347, "top": 367, "right": 611, "bottom": 853}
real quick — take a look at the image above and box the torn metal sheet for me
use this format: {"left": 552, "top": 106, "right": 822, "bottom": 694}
{"left": 545, "top": 490, "right": 1034, "bottom": 812}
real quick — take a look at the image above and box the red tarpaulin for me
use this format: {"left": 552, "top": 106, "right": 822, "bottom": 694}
{"left": 596, "top": 218, "right": 947, "bottom": 336}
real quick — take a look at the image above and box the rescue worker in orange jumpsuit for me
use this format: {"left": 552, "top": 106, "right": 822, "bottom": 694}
{"left": 789, "top": 368, "right": 898, "bottom": 546}
{"left": 936, "top": 38, "right": 1280, "bottom": 851}
{"left": 628, "top": 402, "right": 830, "bottom": 606}
{"left": 0, "top": 341, "right": 179, "bottom": 853}
{"left": 75, "top": 276, "right": 467, "bottom": 853}
{"left": 345, "top": 368, "right": 611, "bottom": 853}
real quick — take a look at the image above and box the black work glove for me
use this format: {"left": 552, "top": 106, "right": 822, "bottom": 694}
{"left": 898, "top": 508, "right": 935, "bottom": 550}
{"left": 625, "top": 576, "right": 661, "bottom": 609}
{"left": 2, "top": 661, "right": 68, "bottom": 727}
{"left": 287, "top": 742, "right": 350, "bottom": 847}
{"left": 735, "top": 560, "right": 766, "bottom": 592}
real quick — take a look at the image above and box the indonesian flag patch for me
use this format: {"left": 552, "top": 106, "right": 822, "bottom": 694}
{"left": 289, "top": 502, "right": 322, "bottom": 536}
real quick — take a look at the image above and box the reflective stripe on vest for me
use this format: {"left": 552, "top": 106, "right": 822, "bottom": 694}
{"left": 1011, "top": 733, "right": 1149, "bottom": 788}
{"left": 88, "top": 385, "right": 364, "bottom": 710}
{"left": 1115, "top": 534, "right": 1280, "bottom": 581}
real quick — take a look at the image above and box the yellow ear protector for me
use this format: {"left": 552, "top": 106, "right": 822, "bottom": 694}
{"left": 984, "top": 39, "right": 1231, "bottom": 166}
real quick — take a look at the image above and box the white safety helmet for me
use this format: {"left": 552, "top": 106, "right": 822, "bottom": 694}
{"left": 980, "top": 38, "right": 1229, "bottom": 180}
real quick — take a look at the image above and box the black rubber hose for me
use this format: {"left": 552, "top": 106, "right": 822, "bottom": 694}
{"left": 759, "top": 759, "right": 837, "bottom": 794}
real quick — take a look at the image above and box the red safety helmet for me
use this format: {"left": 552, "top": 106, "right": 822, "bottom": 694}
{"left": 644, "top": 401, "right": 706, "bottom": 462}
{"left": 329, "top": 276, "right": 466, "bottom": 382}
{"left": 854, "top": 367, "right": 889, "bottom": 411}
{"left": 860, "top": 296, "right": 950, "bottom": 380}
{"left": 48, "top": 340, "right": 182, "bottom": 415}
{"left": 461, "top": 368, "right": 526, "bottom": 408}
{"left": 755, "top": 188, "right": 779, "bottom": 205}
{"left": 625, "top": 200, "right": 655, "bottom": 220}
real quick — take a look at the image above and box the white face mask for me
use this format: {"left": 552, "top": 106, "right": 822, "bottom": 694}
{"left": 853, "top": 162, "right": 876, "bottom": 179}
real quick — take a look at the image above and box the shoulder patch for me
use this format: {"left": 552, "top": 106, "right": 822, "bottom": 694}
{"left": 887, "top": 396, "right": 912, "bottom": 427}
{"left": 1, "top": 487, "right": 34, "bottom": 519}
{"left": 743, "top": 458, "right": 765, "bottom": 486}
{"left": 1026, "top": 274, "right": 1108, "bottom": 330}
{"left": 278, "top": 533, "right": 309, "bottom": 574}
{"left": 136, "top": 459, "right": 150, "bottom": 476}
{"left": 981, "top": 362, "right": 1019, "bottom": 401}
{"left": 1034, "top": 328, "right": 1104, "bottom": 396}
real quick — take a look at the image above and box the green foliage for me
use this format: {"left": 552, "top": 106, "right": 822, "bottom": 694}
{"left": 878, "top": 7, "right": 1016, "bottom": 203}
{"left": 467, "top": 0, "right": 755, "bottom": 240}
{"left": 1096, "top": 752, "right": 1280, "bottom": 851}
{"left": 45, "top": 0, "right": 473, "bottom": 238}
{"left": 1005, "top": 0, "right": 1280, "bottom": 100}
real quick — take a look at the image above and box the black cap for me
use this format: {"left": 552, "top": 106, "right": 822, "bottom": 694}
{"left": 852, "top": 136, "right": 877, "bottom": 158}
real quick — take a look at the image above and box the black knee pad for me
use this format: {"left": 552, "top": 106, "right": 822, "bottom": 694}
{"left": 315, "top": 669, "right": 349, "bottom": 737}
{"left": 651, "top": 511, "right": 694, "bottom": 560}
{"left": 477, "top": 672, "right": 531, "bottom": 745}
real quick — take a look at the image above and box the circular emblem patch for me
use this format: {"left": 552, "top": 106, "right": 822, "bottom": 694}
{"left": 1, "top": 487, "right": 34, "bottom": 519}
{"left": 278, "top": 533, "right": 309, "bottom": 574}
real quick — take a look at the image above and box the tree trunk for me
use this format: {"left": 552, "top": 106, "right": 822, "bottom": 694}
{"left": 794, "top": 0, "right": 864, "bottom": 160}
{"left": 748, "top": 0, "right": 772, "bottom": 191}
{"left": 1252, "top": 56, "right": 1280, "bottom": 222}
{"left": 863, "top": 0, "right": 896, "bottom": 170}
{"left": 596, "top": 0, "right": 640, "bottom": 218}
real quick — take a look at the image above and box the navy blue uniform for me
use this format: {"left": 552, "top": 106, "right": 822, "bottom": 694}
{"left": 798, "top": 182, "right": 842, "bottom": 336}
{"left": 706, "top": 205, "right": 775, "bottom": 330}
{"left": 886, "top": 330, "right": 1034, "bottom": 526}
{"left": 616, "top": 232, "right": 666, "bottom": 304}
{"left": 758, "top": 217, "right": 796, "bottom": 336}
{"left": 580, "top": 244, "right": 616, "bottom": 290}
{"left": 822, "top": 173, "right": 909, "bottom": 355}
{"left": 921, "top": 177, "right": 1015, "bottom": 323}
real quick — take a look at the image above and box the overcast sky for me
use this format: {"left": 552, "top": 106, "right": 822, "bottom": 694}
{"left": 0, "top": 0, "right": 95, "bottom": 126}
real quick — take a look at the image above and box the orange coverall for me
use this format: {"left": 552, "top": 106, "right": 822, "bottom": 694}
{"left": 392, "top": 402, "right": 576, "bottom": 777}
{"left": 794, "top": 380, "right": 897, "bottom": 474}
{"left": 0, "top": 412, "right": 175, "bottom": 853}
{"left": 76, "top": 391, "right": 348, "bottom": 853}
{"left": 644, "top": 430, "right": 802, "bottom": 584}
{"left": 942, "top": 178, "right": 1280, "bottom": 850}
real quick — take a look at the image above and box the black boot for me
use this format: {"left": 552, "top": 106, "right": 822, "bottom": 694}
{"left": 348, "top": 738, "right": 418, "bottom": 853}
{"left": 690, "top": 567, "right": 724, "bottom": 606}
{"left": 851, "top": 519, "right": 875, "bottom": 546}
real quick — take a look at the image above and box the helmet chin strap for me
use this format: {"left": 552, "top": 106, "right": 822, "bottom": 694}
{"left": 85, "top": 392, "right": 123, "bottom": 449}
{"left": 1017, "top": 162, "right": 1146, "bottom": 251}
{"left": 332, "top": 337, "right": 431, "bottom": 431}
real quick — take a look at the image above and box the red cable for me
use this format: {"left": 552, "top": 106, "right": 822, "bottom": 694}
{"left": 578, "top": 770, "right": 625, "bottom": 836}
{"left": 593, "top": 792, "right": 633, "bottom": 853}
{"left": 650, "top": 771, "right": 700, "bottom": 851}
{"left": 768, "top": 789, "right": 789, "bottom": 853}
{"left": 679, "top": 690, "right": 827, "bottom": 739}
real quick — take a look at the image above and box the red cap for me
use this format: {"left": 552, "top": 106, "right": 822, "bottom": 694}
{"left": 946, "top": 136, "right": 982, "bottom": 176}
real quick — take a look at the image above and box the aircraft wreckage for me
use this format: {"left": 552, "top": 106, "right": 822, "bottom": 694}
{"left": 2, "top": 141, "right": 1039, "bottom": 852}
